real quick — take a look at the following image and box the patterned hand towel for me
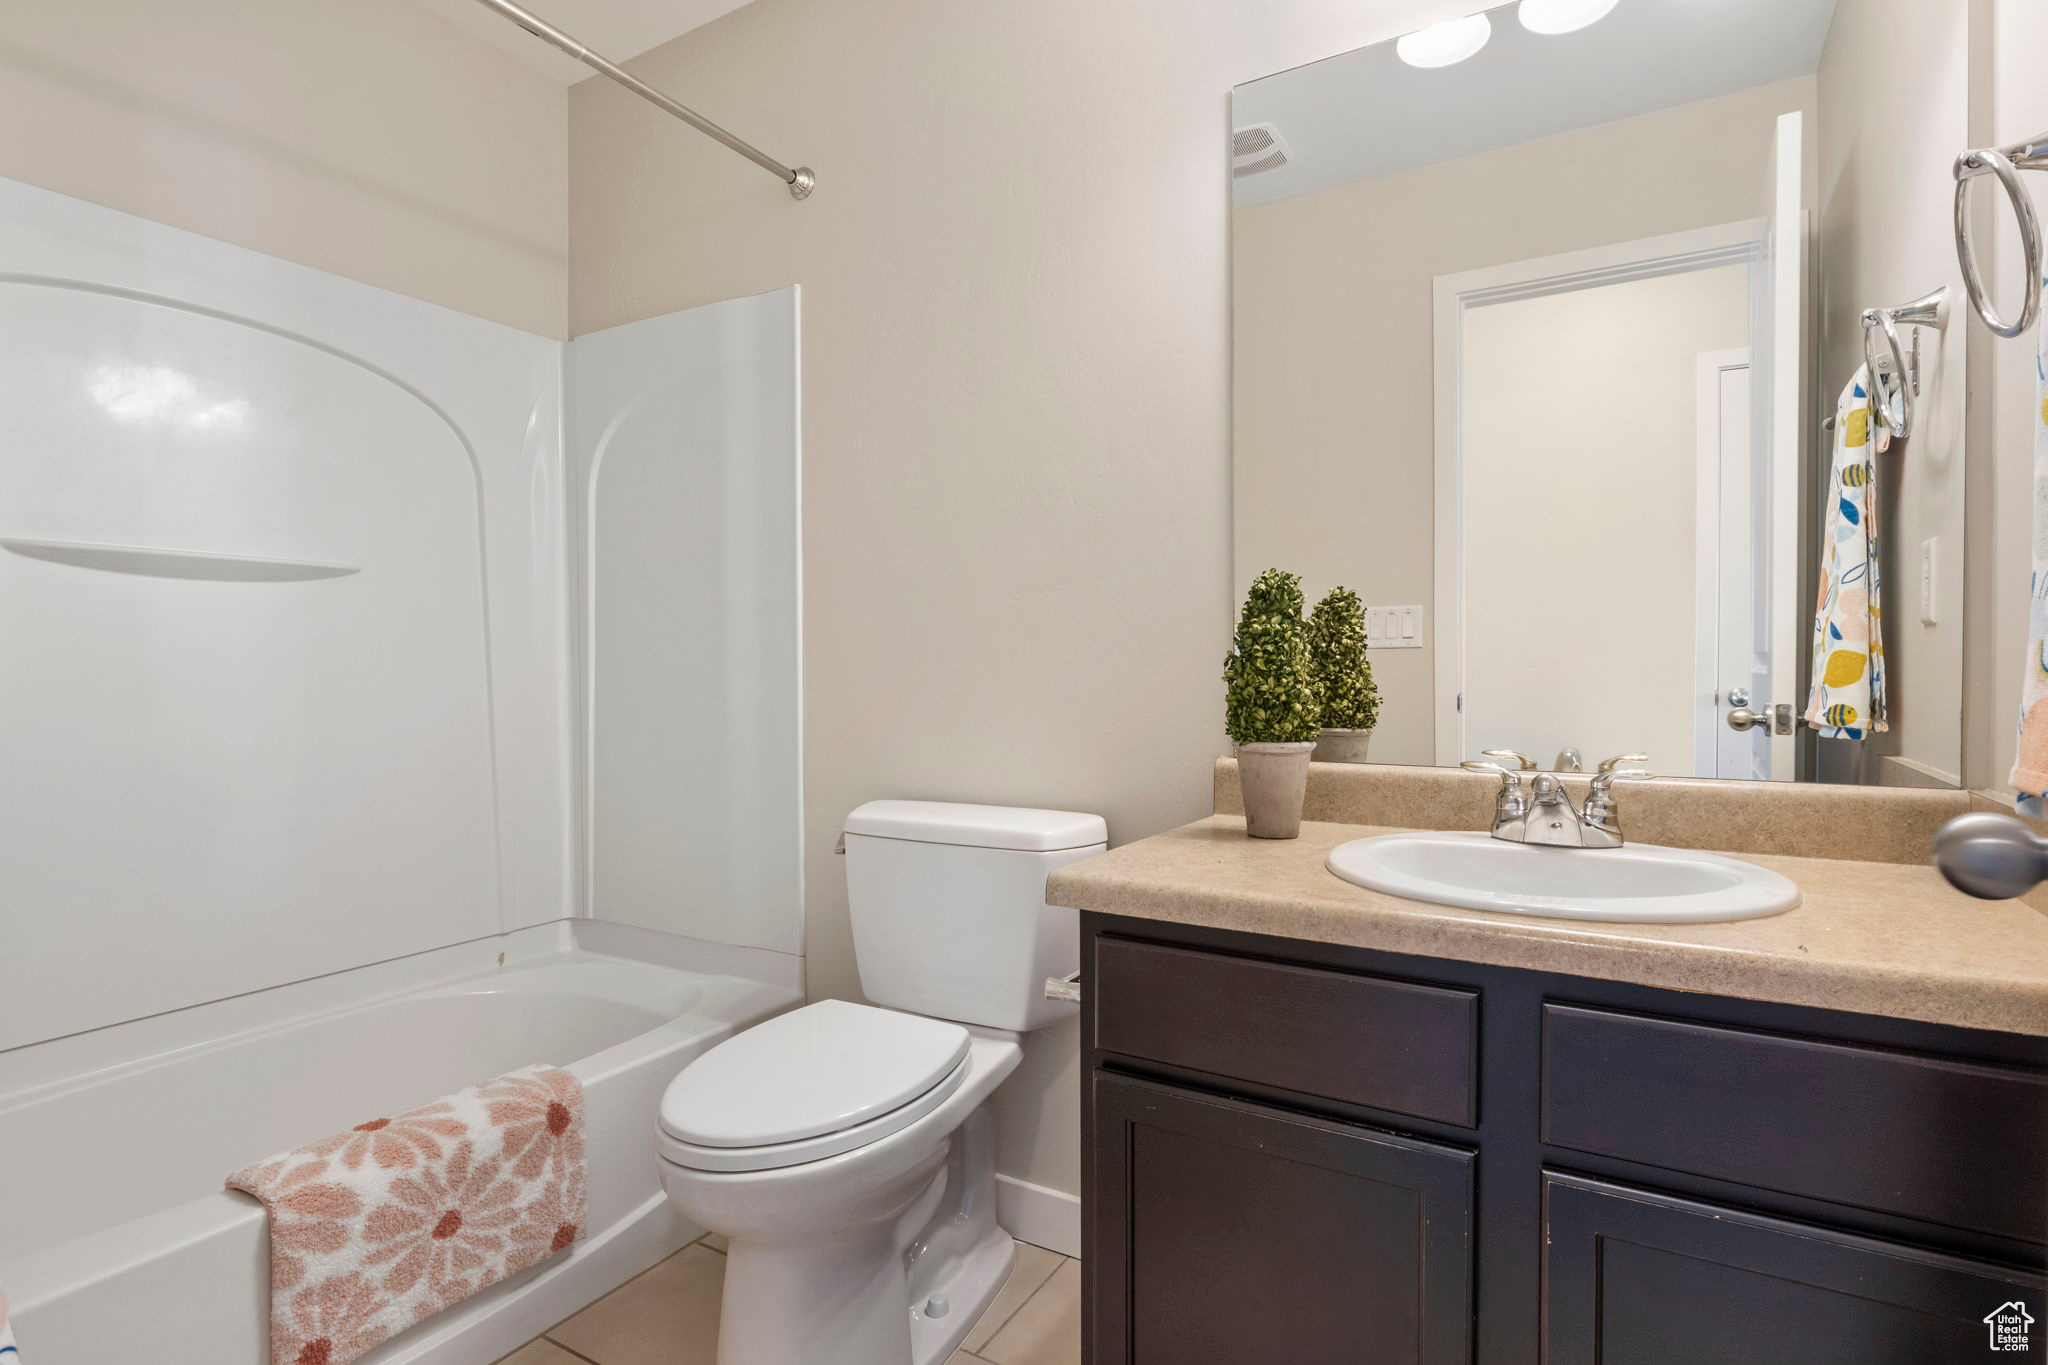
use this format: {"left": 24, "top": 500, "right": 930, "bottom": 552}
{"left": 1805, "top": 365, "right": 1890, "bottom": 739}
{"left": 2013, "top": 274, "right": 2048, "bottom": 810}
{"left": 228, "top": 1066, "right": 587, "bottom": 1365}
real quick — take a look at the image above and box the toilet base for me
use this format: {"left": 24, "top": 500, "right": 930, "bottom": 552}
{"left": 690, "top": 1103, "right": 1021, "bottom": 1365}
{"left": 909, "top": 1225, "right": 1015, "bottom": 1365}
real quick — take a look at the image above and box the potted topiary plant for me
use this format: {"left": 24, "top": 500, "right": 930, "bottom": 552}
{"left": 1224, "top": 568, "right": 1322, "bottom": 838}
{"left": 1308, "top": 587, "right": 1380, "bottom": 763}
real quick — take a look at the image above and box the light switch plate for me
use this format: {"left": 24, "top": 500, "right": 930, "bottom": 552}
{"left": 1366, "top": 605, "right": 1424, "bottom": 649}
{"left": 1920, "top": 537, "right": 1938, "bottom": 626}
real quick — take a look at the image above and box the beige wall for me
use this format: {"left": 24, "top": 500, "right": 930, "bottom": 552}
{"left": 567, "top": 0, "right": 1487, "bottom": 1215}
{"left": 1233, "top": 77, "right": 1818, "bottom": 766}
{"left": 1462, "top": 266, "right": 1750, "bottom": 773}
{"left": 0, "top": 0, "right": 568, "bottom": 338}
{"left": 1814, "top": 0, "right": 1970, "bottom": 786}
{"left": 1980, "top": 0, "right": 2048, "bottom": 796}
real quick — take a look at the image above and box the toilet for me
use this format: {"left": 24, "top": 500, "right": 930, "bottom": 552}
{"left": 655, "top": 799, "right": 1108, "bottom": 1365}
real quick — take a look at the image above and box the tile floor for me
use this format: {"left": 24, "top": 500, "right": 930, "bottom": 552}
{"left": 496, "top": 1234, "right": 1080, "bottom": 1365}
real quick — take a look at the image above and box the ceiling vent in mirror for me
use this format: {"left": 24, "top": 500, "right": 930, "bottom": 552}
{"left": 1232, "top": 123, "right": 1293, "bottom": 178}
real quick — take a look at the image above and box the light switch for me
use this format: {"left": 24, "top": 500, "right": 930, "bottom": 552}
{"left": 1366, "top": 605, "right": 1424, "bottom": 650}
{"left": 1920, "top": 537, "right": 1938, "bottom": 626}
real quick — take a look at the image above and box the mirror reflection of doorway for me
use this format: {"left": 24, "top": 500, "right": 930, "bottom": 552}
{"left": 1446, "top": 255, "right": 1754, "bottom": 774}
{"left": 1429, "top": 104, "right": 1808, "bottom": 782}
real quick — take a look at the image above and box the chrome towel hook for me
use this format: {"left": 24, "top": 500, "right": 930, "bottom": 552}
{"left": 1859, "top": 286, "right": 1948, "bottom": 440}
{"left": 1953, "top": 132, "right": 2048, "bottom": 338}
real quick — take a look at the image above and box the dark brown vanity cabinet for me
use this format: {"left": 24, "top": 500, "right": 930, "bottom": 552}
{"left": 1546, "top": 1176, "right": 2044, "bottom": 1364}
{"left": 1081, "top": 915, "right": 2048, "bottom": 1365}
{"left": 1092, "top": 1075, "right": 1474, "bottom": 1365}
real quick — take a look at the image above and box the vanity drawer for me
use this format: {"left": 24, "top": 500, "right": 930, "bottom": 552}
{"left": 1092, "top": 936, "right": 1478, "bottom": 1127}
{"left": 1541, "top": 1004, "right": 2048, "bottom": 1242}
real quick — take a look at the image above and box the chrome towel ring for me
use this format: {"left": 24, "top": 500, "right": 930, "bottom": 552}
{"left": 1953, "top": 132, "right": 2048, "bottom": 338}
{"left": 1860, "top": 287, "right": 1948, "bottom": 440}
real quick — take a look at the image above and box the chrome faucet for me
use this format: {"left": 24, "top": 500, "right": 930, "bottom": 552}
{"left": 1462, "top": 753, "right": 1651, "bottom": 848}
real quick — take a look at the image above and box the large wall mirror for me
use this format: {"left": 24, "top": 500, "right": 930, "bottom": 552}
{"left": 1233, "top": 0, "right": 1968, "bottom": 786}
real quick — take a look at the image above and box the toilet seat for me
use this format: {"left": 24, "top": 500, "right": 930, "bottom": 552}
{"left": 658, "top": 999, "right": 973, "bottom": 1173}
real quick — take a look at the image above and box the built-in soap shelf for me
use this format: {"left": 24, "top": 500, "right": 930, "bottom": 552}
{"left": 0, "top": 537, "right": 359, "bottom": 582}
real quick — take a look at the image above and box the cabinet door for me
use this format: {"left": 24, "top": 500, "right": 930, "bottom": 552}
{"left": 1545, "top": 1173, "right": 2047, "bottom": 1364}
{"left": 1089, "top": 1073, "right": 1473, "bottom": 1365}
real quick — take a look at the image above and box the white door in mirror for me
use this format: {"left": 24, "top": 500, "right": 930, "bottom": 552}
{"left": 1325, "top": 831, "right": 1800, "bottom": 923}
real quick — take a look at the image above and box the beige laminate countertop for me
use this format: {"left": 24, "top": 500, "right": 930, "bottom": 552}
{"left": 1046, "top": 815, "right": 2048, "bottom": 1038}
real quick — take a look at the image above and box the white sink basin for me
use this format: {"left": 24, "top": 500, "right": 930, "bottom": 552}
{"left": 1325, "top": 831, "right": 1801, "bottom": 923}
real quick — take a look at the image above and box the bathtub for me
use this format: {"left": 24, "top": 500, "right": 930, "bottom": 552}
{"left": 1, "top": 922, "right": 799, "bottom": 1365}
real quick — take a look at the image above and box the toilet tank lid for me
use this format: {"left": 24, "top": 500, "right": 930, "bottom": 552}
{"left": 845, "top": 800, "right": 1107, "bottom": 852}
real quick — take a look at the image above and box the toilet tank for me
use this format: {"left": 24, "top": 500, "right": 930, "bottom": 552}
{"left": 843, "top": 800, "right": 1108, "bottom": 1031}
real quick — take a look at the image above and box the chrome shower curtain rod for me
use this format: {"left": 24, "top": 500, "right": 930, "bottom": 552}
{"left": 471, "top": 0, "right": 814, "bottom": 199}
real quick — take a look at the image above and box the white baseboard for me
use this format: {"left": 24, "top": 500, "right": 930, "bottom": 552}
{"left": 996, "top": 1173, "right": 1081, "bottom": 1259}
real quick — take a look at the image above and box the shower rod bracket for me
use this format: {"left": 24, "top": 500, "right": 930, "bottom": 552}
{"left": 473, "top": 0, "right": 816, "bottom": 200}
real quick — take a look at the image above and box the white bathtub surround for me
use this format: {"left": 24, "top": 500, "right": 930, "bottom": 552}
{"left": 0, "top": 176, "right": 571, "bottom": 1057}
{"left": 569, "top": 289, "right": 804, "bottom": 954}
{"left": 0, "top": 179, "right": 808, "bottom": 1363}
{"left": 2, "top": 929, "right": 798, "bottom": 1365}
{"left": 229, "top": 1065, "right": 589, "bottom": 1365}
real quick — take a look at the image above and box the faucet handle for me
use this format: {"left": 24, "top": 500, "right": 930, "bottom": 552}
{"left": 1461, "top": 760, "right": 1528, "bottom": 806}
{"left": 1587, "top": 766, "right": 1654, "bottom": 799}
{"left": 1596, "top": 753, "right": 1650, "bottom": 774}
{"left": 1482, "top": 749, "right": 1540, "bottom": 771}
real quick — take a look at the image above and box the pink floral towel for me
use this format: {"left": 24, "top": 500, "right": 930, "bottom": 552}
{"left": 228, "top": 1066, "right": 587, "bottom": 1365}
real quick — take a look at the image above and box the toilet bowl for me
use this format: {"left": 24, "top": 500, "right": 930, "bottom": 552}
{"left": 655, "top": 800, "right": 1106, "bottom": 1365}
{"left": 657, "top": 1009, "right": 1023, "bottom": 1365}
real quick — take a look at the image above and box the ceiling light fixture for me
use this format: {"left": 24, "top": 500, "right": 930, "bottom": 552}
{"left": 1395, "top": 12, "right": 1493, "bottom": 68}
{"left": 1517, "top": 0, "right": 1620, "bottom": 36}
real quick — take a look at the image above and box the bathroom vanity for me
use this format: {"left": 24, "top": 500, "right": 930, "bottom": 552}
{"left": 1056, "top": 764, "right": 2048, "bottom": 1365}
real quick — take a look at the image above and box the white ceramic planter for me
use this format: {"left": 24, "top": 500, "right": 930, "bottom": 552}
{"left": 1235, "top": 741, "right": 1316, "bottom": 839}
{"left": 1314, "top": 727, "right": 1374, "bottom": 763}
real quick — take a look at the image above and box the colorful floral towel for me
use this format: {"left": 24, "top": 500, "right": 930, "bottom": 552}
{"left": 1, "top": 1285, "right": 19, "bottom": 1360}
{"left": 228, "top": 1066, "right": 586, "bottom": 1365}
{"left": 1804, "top": 365, "right": 1890, "bottom": 740}
{"left": 2014, "top": 275, "right": 2048, "bottom": 811}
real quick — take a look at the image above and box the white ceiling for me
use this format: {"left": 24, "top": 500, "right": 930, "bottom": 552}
{"left": 1233, "top": 0, "right": 1838, "bottom": 207}
{"left": 407, "top": 0, "right": 756, "bottom": 83}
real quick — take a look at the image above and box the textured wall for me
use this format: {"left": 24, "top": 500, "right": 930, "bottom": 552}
{"left": 566, "top": 0, "right": 1482, "bottom": 1219}
{"left": 1815, "top": 0, "right": 1970, "bottom": 786}
{"left": 0, "top": 0, "right": 568, "bottom": 337}
{"left": 1981, "top": 0, "right": 2048, "bottom": 794}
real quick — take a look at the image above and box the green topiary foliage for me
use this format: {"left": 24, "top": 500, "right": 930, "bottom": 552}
{"left": 1308, "top": 586, "right": 1381, "bottom": 731}
{"left": 1224, "top": 568, "right": 1322, "bottom": 744}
